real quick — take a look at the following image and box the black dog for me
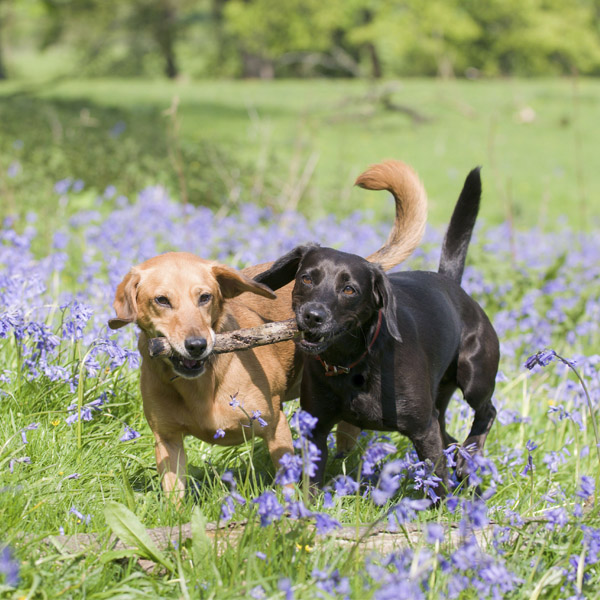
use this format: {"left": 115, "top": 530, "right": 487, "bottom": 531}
{"left": 255, "top": 168, "right": 499, "bottom": 496}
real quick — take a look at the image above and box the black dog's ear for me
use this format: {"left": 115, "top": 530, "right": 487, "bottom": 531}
{"left": 253, "top": 244, "right": 317, "bottom": 291}
{"left": 372, "top": 268, "right": 402, "bottom": 343}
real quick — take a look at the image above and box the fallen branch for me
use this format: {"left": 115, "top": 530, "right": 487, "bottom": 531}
{"left": 147, "top": 318, "right": 300, "bottom": 358}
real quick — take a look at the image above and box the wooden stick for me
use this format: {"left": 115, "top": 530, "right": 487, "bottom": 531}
{"left": 147, "top": 318, "right": 300, "bottom": 358}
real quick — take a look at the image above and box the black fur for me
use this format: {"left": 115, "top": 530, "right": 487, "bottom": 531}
{"left": 255, "top": 168, "right": 499, "bottom": 496}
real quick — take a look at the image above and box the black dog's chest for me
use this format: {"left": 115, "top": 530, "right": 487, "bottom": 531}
{"left": 337, "top": 374, "right": 398, "bottom": 431}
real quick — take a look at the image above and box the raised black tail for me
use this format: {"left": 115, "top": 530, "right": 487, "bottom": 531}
{"left": 438, "top": 167, "right": 482, "bottom": 283}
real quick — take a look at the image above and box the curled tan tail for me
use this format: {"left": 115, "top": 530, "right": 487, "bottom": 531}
{"left": 355, "top": 160, "right": 428, "bottom": 271}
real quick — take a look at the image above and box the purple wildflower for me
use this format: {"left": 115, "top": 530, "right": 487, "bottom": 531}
{"left": 387, "top": 498, "right": 430, "bottom": 530}
{"left": 313, "top": 512, "right": 341, "bottom": 535}
{"left": 120, "top": 425, "right": 140, "bottom": 442}
{"left": 220, "top": 496, "right": 235, "bottom": 522}
{"left": 287, "top": 500, "right": 312, "bottom": 520}
{"left": 214, "top": 428, "right": 225, "bottom": 439}
{"left": 250, "top": 585, "right": 266, "bottom": 599}
{"left": 290, "top": 410, "right": 318, "bottom": 437}
{"left": 545, "top": 507, "right": 568, "bottom": 530}
{"left": 332, "top": 475, "right": 359, "bottom": 497}
{"left": 251, "top": 410, "right": 267, "bottom": 427}
{"left": 576, "top": 475, "right": 595, "bottom": 500}
{"left": 425, "top": 523, "right": 445, "bottom": 544}
{"left": 0, "top": 546, "right": 19, "bottom": 586}
{"left": 253, "top": 491, "right": 284, "bottom": 526}
{"left": 69, "top": 506, "right": 91, "bottom": 525}
{"left": 275, "top": 452, "right": 302, "bottom": 485}
{"left": 362, "top": 441, "right": 397, "bottom": 476}
{"left": 221, "top": 471, "right": 236, "bottom": 490}
{"left": 9, "top": 457, "right": 31, "bottom": 474}
{"left": 278, "top": 577, "right": 293, "bottom": 600}
{"left": 525, "top": 348, "right": 557, "bottom": 369}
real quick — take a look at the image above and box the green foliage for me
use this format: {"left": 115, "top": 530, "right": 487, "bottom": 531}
{"left": 0, "top": 93, "right": 271, "bottom": 228}
{"left": 5, "top": 0, "right": 600, "bottom": 78}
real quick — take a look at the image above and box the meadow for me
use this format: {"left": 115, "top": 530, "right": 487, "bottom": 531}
{"left": 0, "top": 78, "right": 599, "bottom": 598}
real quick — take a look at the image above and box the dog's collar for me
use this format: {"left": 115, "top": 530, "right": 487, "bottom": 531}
{"left": 316, "top": 310, "right": 383, "bottom": 377}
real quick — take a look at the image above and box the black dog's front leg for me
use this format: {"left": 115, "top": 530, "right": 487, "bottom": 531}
{"left": 300, "top": 373, "right": 340, "bottom": 488}
{"left": 410, "top": 416, "right": 449, "bottom": 500}
{"left": 310, "top": 425, "right": 331, "bottom": 488}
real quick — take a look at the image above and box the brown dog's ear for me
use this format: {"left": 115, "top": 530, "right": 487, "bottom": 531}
{"left": 213, "top": 265, "right": 276, "bottom": 300}
{"left": 372, "top": 268, "right": 402, "bottom": 343}
{"left": 253, "top": 244, "right": 317, "bottom": 291}
{"left": 108, "top": 269, "right": 141, "bottom": 330}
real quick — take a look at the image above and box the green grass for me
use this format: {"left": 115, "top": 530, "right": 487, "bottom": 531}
{"left": 1, "top": 77, "right": 599, "bottom": 230}
{"left": 1, "top": 77, "right": 599, "bottom": 597}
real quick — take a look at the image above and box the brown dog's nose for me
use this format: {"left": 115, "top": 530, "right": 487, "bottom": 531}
{"left": 185, "top": 336, "right": 207, "bottom": 357}
{"left": 302, "top": 306, "right": 327, "bottom": 328}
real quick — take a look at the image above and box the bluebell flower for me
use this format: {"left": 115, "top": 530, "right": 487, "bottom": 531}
{"left": 545, "top": 506, "right": 568, "bottom": 530}
{"left": 54, "top": 178, "right": 72, "bottom": 195}
{"left": 9, "top": 457, "right": 30, "bottom": 474}
{"left": 69, "top": 506, "right": 91, "bottom": 525}
{"left": 290, "top": 410, "right": 318, "bottom": 437}
{"left": 252, "top": 491, "right": 284, "bottom": 526}
{"left": 387, "top": 498, "right": 430, "bottom": 530}
{"left": 0, "top": 546, "right": 19, "bottom": 586}
{"left": 221, "top": 471, "right": 236, "bottom": 490}
{"left": 425, "top": 523, "right": 444, "bottom": 544}
{"left": 275, "top": 452, "right": 302, "bottom": 485}
{"left": 278, "top": 578, "right": 293, "bottom": 600}
{"left": 576, "top": 475, "right": 595, "bottom": 500}
{"left": 249, "top": 585, "right": 265, "bottom": 599}
{"left": 220, "top": 496, "right": 235, "bottom": 522}
{"left": 331, "top": 475, "right": 359, "bottom": 497}
{"left": 251, "top": 410, "right": 267, "bottom": 427}
{"left": 287, "top": 500, "right": 312, "bottom": 520}
{"left": 214, "top": 428, "right": 225, "bottom": 439}
{"left": 362, "top": 441, "right": 397, "bottom": 476}
{"left": 462, "top": 499, "right": 488, "bottom": 533}
{"left": 313, "top": 512, "right": 341, "bottom": 535}
{"left": 7, "top": 161, "right": 21, "bottom": 178}
{"left": 120, "top": 425, "right": 140, "bottom": 442}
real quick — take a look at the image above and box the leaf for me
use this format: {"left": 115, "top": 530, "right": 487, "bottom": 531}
{"left": 99, "top": 548, "right": 137, "bottom": 564}
{"left": 104, "top": 501, "right": 174, "bottom": 572}
{"left": 190, "top": 506, "right": 211, "bottom": 563}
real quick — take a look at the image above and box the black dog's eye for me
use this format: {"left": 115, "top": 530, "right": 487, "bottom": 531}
{"left": 301, "top": 274, "right": 313, "bottom": 286}
{"left": 155, "top": 296, "right": 171, "bottom": 307}
{"left": 198, "top": 293, "right": 212, "bottom": 305}
{"left": 342, "top": 285, "right": 357, "bottom": 296}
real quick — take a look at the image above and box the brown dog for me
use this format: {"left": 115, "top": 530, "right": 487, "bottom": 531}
{"left": 108, "top": 160, "right": 428, "bottom": 501}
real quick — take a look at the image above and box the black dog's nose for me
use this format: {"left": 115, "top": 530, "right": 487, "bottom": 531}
{"left": 184, "top": 336, "right": 207, "bottom": 357}
{"left": 302, "top": 306, "right": 327, "bottom": 328}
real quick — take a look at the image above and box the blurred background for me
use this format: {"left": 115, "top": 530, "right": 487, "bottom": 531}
{"left": 1, "top": 0, "right": 599, "bottom": 230}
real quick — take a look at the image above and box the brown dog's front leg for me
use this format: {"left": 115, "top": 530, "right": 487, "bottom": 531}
{"left": 153, "top": 431, "right": 187, "bottom": 505}
{"left": 264, "top": 409, "right": 295, "bottom": 472}
{"left": 335, "top": 421, "right": 361, "bottom": 456}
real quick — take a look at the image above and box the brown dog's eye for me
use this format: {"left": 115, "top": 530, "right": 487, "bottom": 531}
{"left": 198, "top": 293, "right": 212, "bottom": 305}
{"left": 154, "top": 296, "right": 171, "bottom": 307}
{"left": 342, "top": 285, "right": 357, "bottom": 296}
{"left": 301, "top": 274, "right": 312, "bottom": 285}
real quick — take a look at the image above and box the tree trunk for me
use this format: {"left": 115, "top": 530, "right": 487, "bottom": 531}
{"left": 156, "top": 0, "right": 178, "bottom": 79}
{"left": 0, "top": 5, "right": 7, "bottom": 80}
{"left": 365, "top": 42, "right": 382, "bottom": 79}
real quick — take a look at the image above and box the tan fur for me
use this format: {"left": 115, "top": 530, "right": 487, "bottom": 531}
{"left": 109, "top": 161, "right": 428, "bottom": 502}
{"left": 356, "top": 160, "right": 428, "bottom": 271}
